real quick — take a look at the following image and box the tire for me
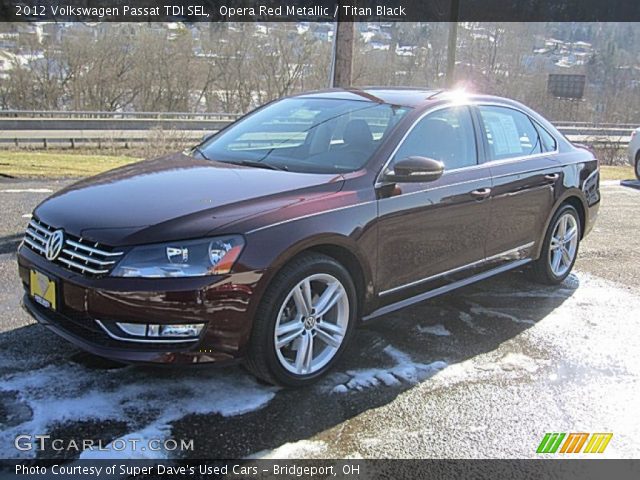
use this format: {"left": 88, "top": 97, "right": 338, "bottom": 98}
{"left": 244, "top": 252, "right": 357, "bottom": 387}
{"left": 527, "top": 204, "right": 581, "bottom": 285}
{"left": 635, "top": 151, "right": 640, "bottom": 181}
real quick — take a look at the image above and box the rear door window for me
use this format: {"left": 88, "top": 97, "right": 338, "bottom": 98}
{"left": 478, "top": 106, "right": 544, "bottom": 160}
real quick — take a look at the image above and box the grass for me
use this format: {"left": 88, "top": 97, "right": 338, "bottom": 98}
{"left": 599, "top": 165, "right": 635, "bottom": 181}
{"left": 0, "top": 151, "right": 141, "bottom": 178}
{"left": 0, "top": 150, "right": 637, "bottom": 181}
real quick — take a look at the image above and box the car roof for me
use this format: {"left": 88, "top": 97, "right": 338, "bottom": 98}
{"left": 293, "top": 87, "right": 440, "bottom": 108}
{"left": 292, "top": 87, "right": 521, "bottom": 109}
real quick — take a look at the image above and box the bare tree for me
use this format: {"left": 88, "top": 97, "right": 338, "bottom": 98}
{"left": 6, "top": 35, "right": 70, "bottom": 110}
{"left": 62, "top": 26, "right": 137, "bottom": 111}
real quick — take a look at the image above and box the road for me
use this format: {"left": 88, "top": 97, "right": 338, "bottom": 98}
{"left": 0, "top": 178, "right": 639, "bottom": 459}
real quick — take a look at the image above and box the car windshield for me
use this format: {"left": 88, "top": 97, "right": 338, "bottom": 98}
{"left": 196, "top": 97, "right": 411, "bottom": 174}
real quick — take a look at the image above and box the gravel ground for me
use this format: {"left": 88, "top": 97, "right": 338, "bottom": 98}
{"left": 0, "top": 177, "right": 638, "bottom": 460}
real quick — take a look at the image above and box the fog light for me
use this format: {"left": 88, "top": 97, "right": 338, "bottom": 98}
{"left": 159, "top": 324, "right": 204, "bottom": 338}
{"left": 115, "top": 322, "right": 204, "bottom": 338}
{"left": 116, "top": 322, "right": 147, "bottom": 337}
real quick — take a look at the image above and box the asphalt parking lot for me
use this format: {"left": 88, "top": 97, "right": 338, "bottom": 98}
{"left": 0, "top": 178, "right": 639, "bottom": 459}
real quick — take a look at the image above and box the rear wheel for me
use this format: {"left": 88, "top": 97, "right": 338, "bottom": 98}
{"left": 635, "top": 151, "right": 640, "bottom": 180}
{"left": 245, "top": 253, "right": 357, "bottom": 387}
{"left": 527, "top": 204, "right": 581, "bottom": 285}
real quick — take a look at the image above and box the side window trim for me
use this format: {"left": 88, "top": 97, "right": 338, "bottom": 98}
{"left": 376, "top": 101, "right": 563, "bottom": 185}
{"left": 470, "top": 105, "right": 490, "bottom": 165}
{"left": 531, "top": 118, "right": 557, "bottom": 153}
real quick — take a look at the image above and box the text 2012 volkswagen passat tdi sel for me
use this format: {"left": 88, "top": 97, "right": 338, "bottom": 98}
{"left": 18, "top": 88, "right": 600, "bottom": 386}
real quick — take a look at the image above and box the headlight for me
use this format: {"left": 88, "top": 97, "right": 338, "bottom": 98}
{"left": 110, "top": 235, "right": 244, "bottom": 278}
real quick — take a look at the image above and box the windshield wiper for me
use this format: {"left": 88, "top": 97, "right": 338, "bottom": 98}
{"left": 192, "top": 145, "right": 287, "bottom": 171}
{"left": 230, "top": 159, "right": 288, "bottom": 171}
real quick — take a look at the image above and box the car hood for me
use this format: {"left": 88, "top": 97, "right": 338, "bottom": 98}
{"left": 34, "top": 153, "right": 344, "bottom": 246}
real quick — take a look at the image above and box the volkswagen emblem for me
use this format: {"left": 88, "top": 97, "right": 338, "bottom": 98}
{"left": 45, "top": 230, "right": 64, "bottom": 261}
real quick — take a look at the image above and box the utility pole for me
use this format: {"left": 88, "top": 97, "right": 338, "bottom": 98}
{"left": 445, "top": 0, "right": 460, "bottom": 88}
{"left": 330, "top": 7, "right": 355, "bottom": 88}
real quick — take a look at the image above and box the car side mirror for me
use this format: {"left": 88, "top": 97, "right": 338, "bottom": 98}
{"left": 383, "top": 156, "right": 444, "bottom": 183}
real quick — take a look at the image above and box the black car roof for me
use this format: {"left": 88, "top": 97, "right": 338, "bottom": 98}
{"left": 293, "top": 87, "right": 527, "bottom": 110}
{"left": 293, "top": 87, "right": 443, "bottom": 108}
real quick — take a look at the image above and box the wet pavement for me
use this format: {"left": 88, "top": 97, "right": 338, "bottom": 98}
{"left": 0, "top": 178, "right": 639, "bottom": 459}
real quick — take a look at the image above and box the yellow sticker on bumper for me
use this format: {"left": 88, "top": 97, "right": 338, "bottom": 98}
{"left": 30, "top": 270, "right": 56, "bottom": 311}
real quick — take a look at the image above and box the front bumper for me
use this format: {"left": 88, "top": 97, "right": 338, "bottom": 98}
{"left": 18, "top": 245, "right": 261, "bottom": 365}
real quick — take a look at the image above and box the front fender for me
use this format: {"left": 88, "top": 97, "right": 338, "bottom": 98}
{"left": 239, "top": 200, "right": 378, "bottom": 320}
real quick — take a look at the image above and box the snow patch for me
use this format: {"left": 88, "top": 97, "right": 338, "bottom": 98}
{"left": 459, "top": 311, "right": 487, "bottom": 334}
{"left": 330, "top": 346, "right": 447, "bottom": 393}
{"left": 80, "top": 425, "right": 170, "bottom": 460}
{"left": 470, "top": 304, "right": 535, "bottom": 325}
{"left": 433, "top": 352, "right": 541, "bottom": 384}
{"left": 247, "top": 440, "right": 327, "bottom": 459}
{"left": 416, "top": 323, "right": 451, "bottom": 336}
{"left": 0, "top": 363, "right": 277, "bottom": 459}
{"left": 497, "top": 353, "right": 539, "bottom": 373}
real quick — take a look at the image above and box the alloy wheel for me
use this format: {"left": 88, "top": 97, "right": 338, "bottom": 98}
{"left": 548, "top": 212, "right": 579, "bottom": 277}
{"left": 273, "top": 273, "right": 349, "bottom": 376}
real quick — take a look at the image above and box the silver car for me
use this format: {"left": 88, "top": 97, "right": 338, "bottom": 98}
{"left": 630, "top": 127, "right": 640, "bottom": 180}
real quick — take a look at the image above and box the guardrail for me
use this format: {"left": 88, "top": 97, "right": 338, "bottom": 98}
{"left": 0, "top": 110, "right": 242, "bottom": 120}
{"left": 0, "top": 111, "right": 636, "bottom": 149}
{"left": 553, "top": 121, "right": 639, "bottom": 129}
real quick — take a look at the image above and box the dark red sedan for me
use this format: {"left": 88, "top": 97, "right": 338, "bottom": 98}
{"left": 17, "top": 88, "right": 600, "bottom": 386}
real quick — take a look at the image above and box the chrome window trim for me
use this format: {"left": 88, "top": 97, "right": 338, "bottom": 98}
{"left": 375, "top": 101, "right": 561, "bottom": 188}
{"left": 379, "top": 242, "right": 535, "bottom": 296}
{"left": 490, "top": 163, "right": 561, "bottom": 180}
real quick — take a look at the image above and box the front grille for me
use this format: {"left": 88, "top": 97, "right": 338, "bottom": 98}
{"left": 23, "top": 218, "right": 123, "bottom": 277}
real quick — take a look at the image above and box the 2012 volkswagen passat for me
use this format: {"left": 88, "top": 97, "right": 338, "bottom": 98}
{"left": 18, "top": 88, "right": 600, "bottom": 386}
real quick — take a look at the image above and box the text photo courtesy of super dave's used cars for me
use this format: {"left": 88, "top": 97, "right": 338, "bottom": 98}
{"left": 1, "top": 15, "right": 640, "bottom": 467}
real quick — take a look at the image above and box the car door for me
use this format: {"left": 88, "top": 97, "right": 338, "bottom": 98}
{"left": 475, "top": 105, "right": 561, "bottom": 262}
{"left": 375, "top": 105, "right": 493, "bottom": 296}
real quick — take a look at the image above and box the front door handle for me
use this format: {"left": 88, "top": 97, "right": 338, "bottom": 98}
{"left": 545, "top": 173, "right": 560, "bottom": 181}
{"left": 470, "top": 187, "right": 492, "bottom": 200}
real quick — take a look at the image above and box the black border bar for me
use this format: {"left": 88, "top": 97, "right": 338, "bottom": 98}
{"left": 2, "top": 459, "right": 640, "bottom": 480}
{"left": 1, "top": 0, "right": 640, "bottom": 22}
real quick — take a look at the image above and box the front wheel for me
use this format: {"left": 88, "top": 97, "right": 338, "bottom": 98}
{"left": 527, "top": 204, "right": 581, "bottom": 285}
{"left": 635, "top": 152, "right": 640, "bottom": 180}
{"left": 245, "top": 253, "right": 357, "bottom": 387}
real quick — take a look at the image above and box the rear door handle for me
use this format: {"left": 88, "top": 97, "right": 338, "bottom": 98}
{"left": 545, "top": 173, "right": 560, "bottom": 181}
{"left": 470, "top": 187, "right": 491, "bottom": 200}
